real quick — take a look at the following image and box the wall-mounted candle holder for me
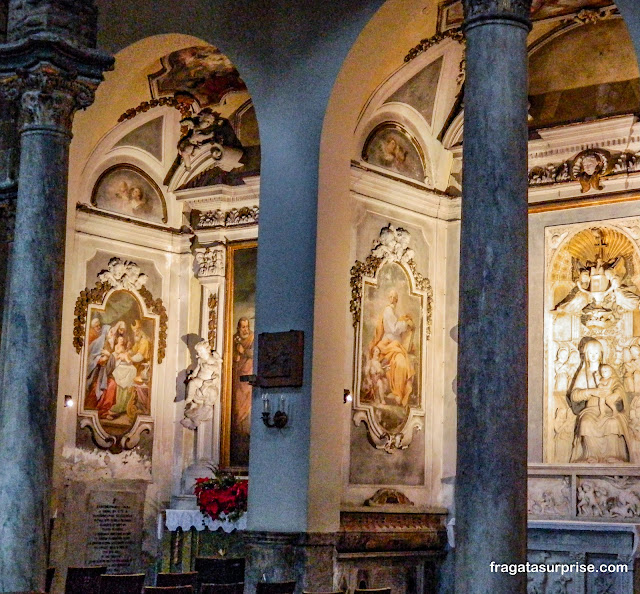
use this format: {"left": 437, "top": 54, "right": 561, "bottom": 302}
{"left": 261, "top": 394, "right": 288, "bottom": 429}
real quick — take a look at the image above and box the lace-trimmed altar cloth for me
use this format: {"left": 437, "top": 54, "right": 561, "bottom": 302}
{"left": 165, "top": 509, "right": 247, "bottom": 532}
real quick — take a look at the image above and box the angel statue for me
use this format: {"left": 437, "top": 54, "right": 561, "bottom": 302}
{"left": 177, "top": 108, "right": 244, "bottom": 171}
{"left": 180, "top": 340, "right": 223, "bottom": 430}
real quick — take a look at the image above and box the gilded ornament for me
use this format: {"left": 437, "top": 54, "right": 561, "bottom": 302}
{"left": 404, "top": 28, "right": 465, "bottom": 63}
{"left": 208, "top": 293, "right": 218, "bottom": 348}
{"left": 73, "top": 260, "right": 168, "bottom": 364}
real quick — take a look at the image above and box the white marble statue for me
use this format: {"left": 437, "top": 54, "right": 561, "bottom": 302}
{"left": 181, "top": 340, "right": 222, "bottom": 430}
{"left": 569, "top": 338, "right": 631, "bottom": 464}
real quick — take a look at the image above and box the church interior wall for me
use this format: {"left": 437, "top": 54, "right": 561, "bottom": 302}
{"left": 22, "top": 0, "right": 640, "bottom": 590}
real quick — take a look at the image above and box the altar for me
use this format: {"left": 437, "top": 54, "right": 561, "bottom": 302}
{"left": 159, "top": 509, "right": 246, "bottom": 574}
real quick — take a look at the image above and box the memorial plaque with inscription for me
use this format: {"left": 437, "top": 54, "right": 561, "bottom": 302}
{"left": 85, "top": 490, "right": 145, "bottom": 573}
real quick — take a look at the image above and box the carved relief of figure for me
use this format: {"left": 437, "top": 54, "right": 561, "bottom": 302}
{"left": 554, "top": 269, "right": 591, "bottom": 313}
{"left": 554, "top": 346, "right": 579, "bottom": 393}
{"left": 605, "top": 268, "right": 640, "bottom": 311}
{"left": 181, "top": 340, "right": 222, "bottom": 430}
{"left": 177, "top": 108, "right": 243, "bottom": 171}
{"left": 554, "top": 406, "right": 575, "bottom": 463}
{"left": 570, "top": 338, "right": 631, "bottom": 464}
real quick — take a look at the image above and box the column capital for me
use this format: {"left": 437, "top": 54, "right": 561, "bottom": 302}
{"left": 0, "top": 63, "right": 97, "bottom": 132}
{"left": 463, "top": 0, "right": 532, "bottom": 28}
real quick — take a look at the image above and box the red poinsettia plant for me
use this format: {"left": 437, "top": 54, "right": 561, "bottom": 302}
{"left": 194, "top": 467, "right": 248, "bottom": 522}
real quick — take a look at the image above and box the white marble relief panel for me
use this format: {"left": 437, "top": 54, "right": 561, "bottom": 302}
{"left": 545, "top": 218, "right": 640, "bottom": 465}
{"left": 576, "top": 476, "right": 640, "bottom": 519}
{"left": 528, "top": 476, "right": 571, "bottom": 518}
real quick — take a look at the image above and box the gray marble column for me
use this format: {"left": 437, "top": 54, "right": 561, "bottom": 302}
{"left": 0, "top": 8, "right": 111, "bottom": 586}
{"left": 0, "top": 95, "right": 18, "bottom": 332}
{"left": 455, "top": 1, "right": 531, "bottom": 593}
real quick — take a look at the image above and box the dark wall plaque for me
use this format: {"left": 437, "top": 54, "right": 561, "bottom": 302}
{"left": 257, "top": 330, "right": 304, "bottom": 388}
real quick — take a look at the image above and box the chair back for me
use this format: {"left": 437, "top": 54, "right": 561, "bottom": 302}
{"left": 302, "top": 591, "right": 344, "bottom": 594}
{"left": 99, "top": 573, "right": 146, "bottom": 594}
{"left": 200, "top": 584, "right": 244, "bottom": 594}
{"left": 256, "top": 581, "right": 296, "bottom": 594}
{"left": 144, "top": 586, "right": 194, "bottom": 594}
{"left": 45, "top": 567, "right": 56, "bottom": 593}
{"left": 194, "top": 558, "right": 245, "bottom": 585}
{"left": 65, "top": 566, "right": 107, "bottom": 594}
{"left": 353, "top": 589, "right": 391, "bottom": 594}
{"left": 156, "top": 573, "right": 198, "bottom": 588}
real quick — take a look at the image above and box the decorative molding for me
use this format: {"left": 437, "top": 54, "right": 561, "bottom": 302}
{"left": 208, "top": 293, "right": 218, "bottom": 348}
{"left": 196, "top": 205, "right": 259, "bottom": 229}
{"left": 562, "top": 5, "right": 618, "bottom": 26}
{"left": 73, "top": 281, "right": 112, "bottom": 353}
{"left": 118, "top": 94, "right": 193, "bottom": 123}
{"left": 363, "top": 488, "right": 414, "bottom": 507}
{"left": 462, "top": 0, "right": 532, "bottom": 24}
{"left": 195, "top": 246, "right": 225, "bottom": 277}
{"left": 73, "top": 257, "right": 167, "bottom": 364}
{"left": 139, "top": 285, "right": 168, "bottom": 364}
{"left": 529, "top": 147, "right": 640, "bottom": 192}
{"left": 404, "top": 28, "right": 465, "bottom": 63}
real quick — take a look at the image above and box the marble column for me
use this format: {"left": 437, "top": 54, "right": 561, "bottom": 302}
{"left": 455, "top": 1, "right": 531, "bottom": 592}
{"left": 0, "top": 14, "right": 111, "bottom": 588}
{"left": 0, "top": 94, "right": 18, "bottom": 331}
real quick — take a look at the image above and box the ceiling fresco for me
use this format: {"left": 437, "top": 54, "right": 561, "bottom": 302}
{"left": 531, "top": 0, "right": 613, "bottom": 20}
{"left": 439, "top": 0, "right": 614, "bottom": 31}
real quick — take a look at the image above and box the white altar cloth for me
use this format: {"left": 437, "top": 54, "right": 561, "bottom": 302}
{"left": 165, "top": 509, "right": 247, "bottom": 533}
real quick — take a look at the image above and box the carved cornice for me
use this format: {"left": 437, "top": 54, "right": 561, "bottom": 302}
{"left": 196, "top": 205, "right": 259, "bottom": 229}
{"left": 529, "top": 147, "right": 640, "bottom": 193}
{"left": 463, "top": 0, "right": 532, "bottom": 27}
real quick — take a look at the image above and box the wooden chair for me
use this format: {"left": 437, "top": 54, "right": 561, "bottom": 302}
{"left": 195, "top": 557, "right": 245, "bottom": 585}
{"left": 156, "top": 573, "right": 198, "bottom": 588}
{"left": 200, "top": 584, "right": 244, "bottom": 594}
{"left": 256, "top": 581, "right": 296, "bottom": 594}
{"left": 45, "top": 567, "right": 55, "bottom": 593}
{"left": 353, "top": 589, "right": 391, "bottom": 594}
{"left": 65, "top": 566, "right": 107, "bottom": 594}
{"left": 144, "top": 585, "right": 194, "bottom": 594}
{"left": 99, "top": 573, "right": 146, "bottom": 594}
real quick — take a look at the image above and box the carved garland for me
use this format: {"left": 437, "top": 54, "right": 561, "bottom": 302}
{"left": 138, "top": 286, "right": 168, "bottom": 364}
{"left": 73, "top": 281, "right": 112, "bottom": 353}
{"left": 529, "top": 147, "right": 640, "bottom": 193}
{"left": 208, "top": 293, "right": 218, "bottom": 348}
{"left": 404, "top": 28, "right": 465, "bottom": 63}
